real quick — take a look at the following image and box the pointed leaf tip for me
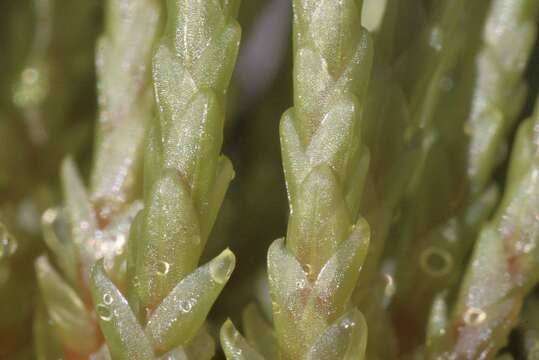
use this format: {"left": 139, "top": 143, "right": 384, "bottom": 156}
{"left": 145, "top": 248, "right": 236, "bottom": 354}
{"left": 220, "top": 319, "right": 265, "bottom": 360}
{"left": 90, "top": 259, "right": 154, "bottom": 360}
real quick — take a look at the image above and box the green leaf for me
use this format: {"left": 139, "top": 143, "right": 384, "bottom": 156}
{"left": 137, "top": 169, "right": 202, "bottom": 308}
{"left": 35, "top": 256, "right": 98, "bottom": 355}
{"left": 221, "top": 319, "right": 265, "bottom": 360}
{"left": 90, "top": 259, "right": 154, "bottom": 360}
{"left": 286, "top": 165, "right": 352, "bottom": 277}
{"left": 145, "top": 249, "right": 235, "bottom": 354}
{"left": 305, "top": 308, "right": 367, "bottom": 360}
{"left": 309, "top": 218, "right": 370, "bottom": 321}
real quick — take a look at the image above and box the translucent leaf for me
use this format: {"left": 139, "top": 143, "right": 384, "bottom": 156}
{"left": 467, "top": 107, "right": 504, "bottom": 193}
{"left": 306, "top": 98, "right": 359, "bottom": 181}
{"left": 305, "top": 308, "right": 367, "bottom": 360}
{"left": 310, "top": 217, "right": 370, "bottom": 320}
{"left": 191, "top": 21, "right": 241, "bottom": 92}
{"left": 162, "top": 91, "right": 224, "bottom": 220}
{"left": 286, "top": 165, "right": 352, "bottom": 276}
{"left": 61, "top": 157, "right": 97, "bottom": 279}
{"left": 501, "top": 120, "right": 534, "bottom": 198}
{"left": 168, "top": 0, "right": 226, "bottom": 69}
{"left": 267, "top": 238, "right": 317, "bottom": 357}
{"left": 220, "top": 320, "right": 265, "bottom": 360}
{"left": 35, "top": 256, "right": 98, "bottom": 355}
{"left": 343, "top": 148, "right": 369, "bottom": 219}
{"left": 280, "top": 109, "right": 308, "bottom": 205}
{"left": 145, "top": 249, "right": 235, "bottom": 354}
{"left": 61, "top": 157, "right": 97, "bottom": 242}
{"left": 294, "top": 47, "right": 334, "bottom": 144}
{"left": 137, "top": 169, "right": 202, "bottom": 308}
{"left": 90, "top": 88, "right": 150, "bottom": 207}
{"left": 338, "top": 29, "right": 373, "bottom": 101}
{"left": 310, "top": 0, "right": 361, "bottom": 76}
{"left": 90, "top": 259, "right": 154, "bottom": 360}
{"left": 267, "top": 238, "right": 309, "bottom": 317}
{"left": 184, "top": 324, "right": 216, "bottom": 360}
{"left": 41, "top": 207, "right": 78, "bottom": 286}
{"left": 200, "top": 155, "right": 235, "bottom": 241}
{"left": 152, "top": 45, "right": 198, "bottom": 134}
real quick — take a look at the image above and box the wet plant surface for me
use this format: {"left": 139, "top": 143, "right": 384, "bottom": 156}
{"left": 1, "top": 0, "right": 539, "bottom": 359}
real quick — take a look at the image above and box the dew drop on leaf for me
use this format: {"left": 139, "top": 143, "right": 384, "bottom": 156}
{"left": 463, "top": 307, "right": 487, "bottom": 326}
{"left": 419, "top": 246, "right": 453, "bottom": 277}
{"left": 96, "top": 304, "right": 112, "bottom": 322}
{"left": 179, "top": 299, "right": 194, "bottom": 313}
{"left": 103, "top": 293, "right": 113, "bottom": 305}
{"left": 156, "top": 261, "right": 170, "bottom": 276}
{"left": 302, "top": 263, "right": 314, "bottom": 278}
{"left": 341, "top": 319, "right": 355, "bottom": 329}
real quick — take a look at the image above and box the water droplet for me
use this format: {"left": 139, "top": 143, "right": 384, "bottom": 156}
{"left": 96, "top": 304, "right": 112, "bottom": 322}
{"left": 429, "top": 27, "right": 443, "bottom": 51}
{"left": 156, "top": 261, "right": 170, "bottom": 276}
{"left": 0, "top": 227, "right": 17, "bottom": 259}
{"left": 342, "top": 319, "right": 355, "bottom": 329}
{"left": 302, "top": 263, "right": 314, "bottom": 278}
{"left": 463, "top": 307, "right": 486, "bottom": 326}
{"left": 179, "top": 299, "right": 194, "bottom": 313}
{"left": 420, "top": 246, "right": 453, "bottom": 277}
{"left": 103, "top": 293, "right": 113, "bottom": 305}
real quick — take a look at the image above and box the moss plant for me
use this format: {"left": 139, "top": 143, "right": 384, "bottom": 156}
{"left": 89, "top": 0, "right": 242, "bottom": 358}
{"left": 221, "top": 0, "right": 373, "bottom": 358}
{"left": 2, "top": 0, "right": 539, "bottom": 359}
{"left": 33, "top": 0, "right": 161, "bottom": 358}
